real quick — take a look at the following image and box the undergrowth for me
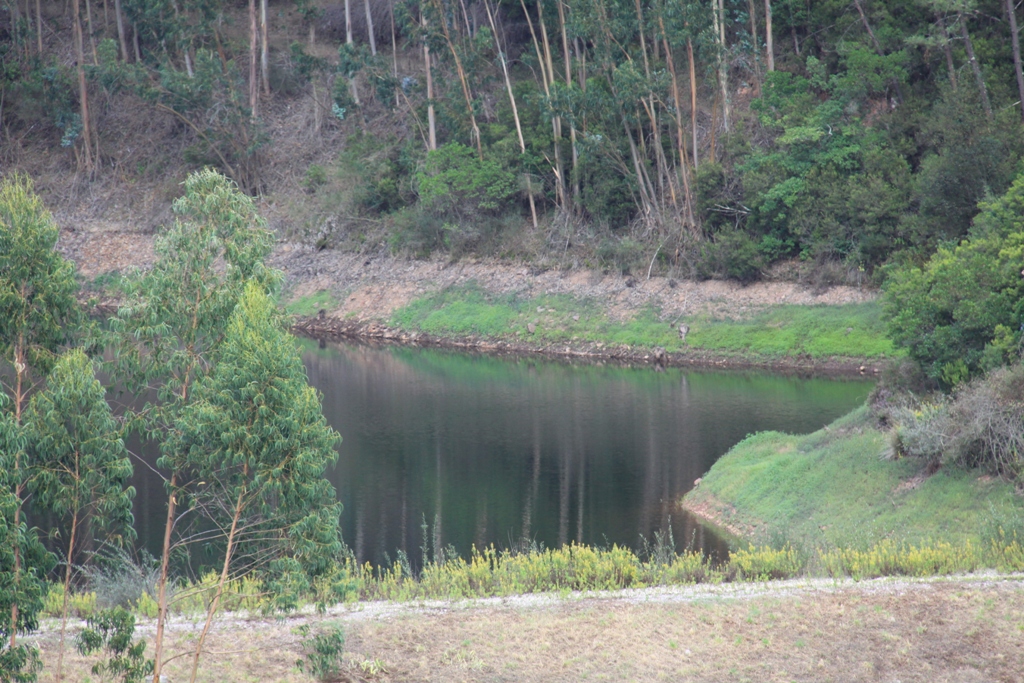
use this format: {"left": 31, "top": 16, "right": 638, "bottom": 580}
{"left": 43, "top": 532, "right": 1024, "bottom": 616}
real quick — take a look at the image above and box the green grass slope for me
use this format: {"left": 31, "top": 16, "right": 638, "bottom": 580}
{"left": 684, "top": 407, "right": 1023, "bottom": 550}
{"left": 389, "top": 284, "right": 895, "bottom": 360}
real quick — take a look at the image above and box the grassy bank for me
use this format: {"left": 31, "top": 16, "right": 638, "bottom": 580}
{"left": 387, "top": 284, "right": 894, "bottom": 361}
{"left": 683, "top": 406, "right": 1024, "bottom": 554}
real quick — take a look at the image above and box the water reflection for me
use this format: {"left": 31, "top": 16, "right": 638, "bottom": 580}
{"left": 301, "top": 341, "right": 872, "bottom": 568}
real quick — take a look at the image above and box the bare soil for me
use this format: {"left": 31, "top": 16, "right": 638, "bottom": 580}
{"left": 36, "top": 575, "right": 1024, "bottom": 683}
{"left": 62, "top": 226, "right": 882, "bottom": 373}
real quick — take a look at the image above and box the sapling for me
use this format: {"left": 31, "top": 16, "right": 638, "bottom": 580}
{"left": 26, "top": 349, "right": 136, "bottom": 683}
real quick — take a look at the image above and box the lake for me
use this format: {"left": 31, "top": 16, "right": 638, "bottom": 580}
{"left": 127, "top": 341, "right": 872, "bottom": 568}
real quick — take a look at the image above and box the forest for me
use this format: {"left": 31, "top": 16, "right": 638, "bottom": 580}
{"left": 1, "top": 0, "right": 1023, "bottom": 280}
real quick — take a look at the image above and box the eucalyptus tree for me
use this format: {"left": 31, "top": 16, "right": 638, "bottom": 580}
{"left": 168, "top": 284, "right": 342, "bottom": 683}
{"left": 0, "top": 173, "right": 80, "bottom": 654}
{"left": 108, "top": 168, "right": 278, "bottom": 679}
{"left": 0, "top": 393, "right": 53, "bottom": 683}
{"left": 24, "top": 349, "right": 135, "bottom": 683}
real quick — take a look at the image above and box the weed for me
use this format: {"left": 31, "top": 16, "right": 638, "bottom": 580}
{"left": 729, "top": 546, "right": 803, "bottom": 580}
{"left": 43, "top": 583, "right": 97, "bottom": 619}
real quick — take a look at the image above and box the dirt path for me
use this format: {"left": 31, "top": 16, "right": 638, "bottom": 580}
{"left": 36, "top": 575, "right": 1024, "bottom": 682}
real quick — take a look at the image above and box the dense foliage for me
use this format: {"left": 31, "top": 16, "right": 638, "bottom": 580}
{"left": 884, "top": 173, "right": 1024, "bottom": 385}
{"left": 0, "top": 172, "right": 345, "bottom": 681}
{"left": 3, "top": 0, "right": 1024, "bottom": 276}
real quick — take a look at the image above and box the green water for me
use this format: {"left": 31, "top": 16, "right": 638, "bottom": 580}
{"left": 296, "top": 341, "right": 872, "bottom": 567}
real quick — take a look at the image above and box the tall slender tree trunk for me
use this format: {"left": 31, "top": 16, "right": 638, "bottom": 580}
{"left": 661, "top": 22, "right": 696, "bottom": 232}
{"left": 484, "top": 0, "right": 537, "bottom": 228}
{"left": 557, "top": 0, "right": 578, "bottom": 211}
{"left": 11, "top": 0, "right": 20, "bottom": 55}
{"left": 55, "top": 509, "right": 80, "bottom": 683}
{"left": 260, "top": 0, "right": 270, "bottom": 95}
{"left": 633, "top": 0, "right": 660, "bottom": 197}
{"left": 189, "top": 487, "right": 246, "bottom": 683}
{"left": 937, "top": 13, "right": 957, "bottom": 91}
{"left": 390, "top": 0, "right": 399, "bottom": 107}
{"left": 85, "top": 0, "right": 98, "bottom": 63}
{"left": 538, "top": 4, "right": 567, "bottom": 209}
{"left": 1006, "top": 0, "right": 1024, "bottom": 122}
{"left": 35, "top": 0, "right": 43, "bottom": 54}
{"left": 747, "top": 0, "right": 761, "bottom": 88}
{"left": 521, "top": 0, "right": 562, "bottom": 208}
{"left": 248, "top": 0, "right": 259, "bottom": 115}
{"left": 365, "top": 0, "right": 377, "bottom": 55}
{"left": 431, "top": 0, "right": 482, "bottom": 157}
{"left": 345, "top": 0, "right": 353, "bottom": 44}
{"left": 423, "top": 13, "right": 436, "bottom": 150}
{"left": 133, "top": 22, "right": 141, "bottom": 61}
{"left": 114, "top": 0, "right": 128, "bottom": 60}
{"left": 151, "top": 472, "right": 178, "bottom": 680}
{"left": 687, "top": 37, "right": 699, "bottom": 169}
{"left": 713, "top": 0, "right": 729, "bottom": 131}
{"left": 346, "top": 0, "right": 360, "bottom": 109}
{"left": 72, "top": 0, "right": 94, "bottom": 170}
{"left": 309, "top": 23, "right": 322, "bottom": 131}
{"left": 959, "top": 13, "right": 992, "bottom": 119}
{"left": 765, "top": 0, "right": 774, "bottom": 71}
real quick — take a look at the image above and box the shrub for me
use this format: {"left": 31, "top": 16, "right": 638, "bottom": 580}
{"left": 76, "top": 607, "right": 153, "bottom": 683}
{"left": 728, "top": 546, "right": 803, "bottom": 580}
{"left": 296, "top": 623, "right": 345, "bottom": 682}
{"left": 818, "top": 539, "right": 981, "bottom": 578}
{"left": 86, "top": 548, "right": 161, "bottom": 611}
{"left": 883, "top": 173, "right": 1024, "bottom": 385}
{"left": 416, "top": 143, "right": 517, "bottom": 219}
{"left": 701, "top": 229, "right": 764, "bottom": 283}
{"left": 43, "top": 584, "right": 98, "bottom": 619}
{"left": 887, "top": 363, "right": 1024, "bottom": 483}
{"left": 597, "top": 237, "right": 645, "bottom": 275}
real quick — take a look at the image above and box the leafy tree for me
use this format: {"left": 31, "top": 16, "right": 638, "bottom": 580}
{"left": 0, "top": 391, "right": 54, "bottom": 683}
{"left": 884, "top": 173, "right": 1024, "bottom": 386}
{"left": 107, "top": 168, "right": 278, "bottom": 679}
{"left": 25, "top": 349, "right": 136, "bottom": 682}
{"left": 0, "top": 173, "right": 80, "bottom": 657}
{"left": 166, "top": 284, "right": 342, "bottom": 683}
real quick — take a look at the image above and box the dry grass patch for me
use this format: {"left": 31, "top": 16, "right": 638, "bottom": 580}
{"left": 36, "top": 579, "right": 1024, "bottom": 683}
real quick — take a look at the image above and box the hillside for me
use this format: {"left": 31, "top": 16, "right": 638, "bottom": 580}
{"left": 4, "top": 0, "right": 1024, "bottom": 285}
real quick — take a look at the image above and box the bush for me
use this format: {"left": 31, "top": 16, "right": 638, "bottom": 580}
{"left": 296, "top": 623, "right": 345, "bottom": 682}
{"left": 416, "top": 143, "right": 517, "bottom": 219}
{"left": 597, "top": 237, "right": 645, "bottom": 275}
{"left": 701, "top": 229, "right": 764, "bottom": 283}
{"left": 43, "top": 584, "right": 98, "bottom": 619}
{"left": 76, "top": 607, "right": 152, "bottom": 683}
{"left": 883, "top": 173, "right": 1024, "bottom": 385}
{"left": 819, "top": 539, "right": 981, "bottom": 578}
{"left": 887, "top": 363, "right": 1024, "bottom": 483}
{"left": 85, "top": 548, "right": 161, "bottom": 611}
{"left": 728, "top": 546, "right": 803, "bottom": 580}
